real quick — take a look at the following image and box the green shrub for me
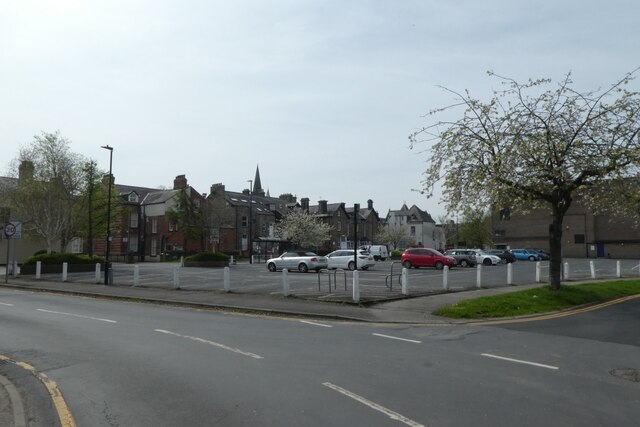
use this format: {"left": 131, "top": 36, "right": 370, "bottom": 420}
{"left": 23, "top": 253, "right": 105, "bottom": 266}
{"left": 390, "top": 249, "right": 403, "bottom": 259}
{"left": 184, "top": 251, "right": 230, "bottom": 262}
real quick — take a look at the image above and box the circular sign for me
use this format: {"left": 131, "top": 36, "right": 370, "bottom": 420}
{"left": 4, "top": 223, "right": 16, "bottom": 237}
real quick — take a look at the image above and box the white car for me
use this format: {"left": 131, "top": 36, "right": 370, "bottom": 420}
{"left": 326, "top": 249, "right": 375, "bottom": 270}
{"left": 468, "top": 249, "right": 502, "bottom": 266}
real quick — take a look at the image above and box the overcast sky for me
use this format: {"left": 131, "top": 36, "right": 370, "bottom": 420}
{"left": 2, "top": 1, "right": 638, "bottom": 220}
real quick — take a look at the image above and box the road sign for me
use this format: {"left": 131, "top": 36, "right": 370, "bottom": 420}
{"left": 3, "top": 222, "right": 22, "bottom": 239}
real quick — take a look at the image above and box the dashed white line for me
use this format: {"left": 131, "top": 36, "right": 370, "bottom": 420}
{"left": 0, "top": 302, "right": 14, "bottom": 306}
{"left": 481, "top": 353, "right": 559, "bottom": 370}
{"left": 322, "top": 382, "right": 425, "bottom": 427}
{"left": 299, "top": 320, "right": 333, "bottom": 328}
{"left": 36, "top": 309, "right": 117, "bottom": 323}
{"left": 373, "top": 333, "right": 422, "bottom": 344}
{"left": 154, "top": 329, "right": 263, "bottom": 359}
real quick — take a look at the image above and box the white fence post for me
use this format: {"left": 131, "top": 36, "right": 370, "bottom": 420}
{"left": 36, "top": 261, "right": 42, "bottom": 280}
{"left": 173, "top": 266, "right": 180, "bottom": 289}
{"left": 535, "top": 261, "right": 541, "bottom": 283}
{"left": 133, "top": 265, "right": 140, "bottom": 287}
{"left": 507, "top": 263, "right": 513, "bottom": 285}
{"left": 401, "top": 268, "right": 409, "bottom": 296}
{"left": 616, "top": 260, "right": 621, "bottom": 278}
{"left": 476, "top": 264, "right": 482, "bottom": 289}
{"left": 564, "top": 262, "right": 570, "bottom": 280}
{"left": 224, "top": 266, "right": 231, "bottom": 292}
{"left": 95, "top": 263, "right": 101, "bottom": 283}
{"left": 443, "top": 266, "right": 449, "bottom": 291}
{"left": 352, "top": 270, "right": 360, "bottom": 303}
{"left": 590, "top": 261, "right": 596, "bottom": 279}
{"left": 62, "top": 262, "right": 68, "bottom": 282}
{"left": 282, "top": 268, "right": 289, "bottom": 296}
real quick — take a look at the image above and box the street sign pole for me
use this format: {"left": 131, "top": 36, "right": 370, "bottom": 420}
{"left": 4, "top": 223, "right": 16, "bottom": 283}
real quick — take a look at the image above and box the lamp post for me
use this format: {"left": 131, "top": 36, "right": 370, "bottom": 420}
{"left": 247, "top": 179, "right": 253, "bottom": 264}
{"left": 101, "top": 145, "right": 113, "bottom": 285}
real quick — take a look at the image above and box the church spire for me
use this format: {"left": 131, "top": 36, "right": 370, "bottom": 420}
{"left": 253, "top": 165, "right": 265, "bottom": 196}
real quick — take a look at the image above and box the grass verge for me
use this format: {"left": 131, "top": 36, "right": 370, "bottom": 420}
{"left": 433, "top": 280, "right": 640, "bottom": 319}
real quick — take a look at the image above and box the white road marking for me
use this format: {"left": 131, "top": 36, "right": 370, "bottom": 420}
{"left": 299, "top": 320, "right": 332, "bottom": 328}
{"left": 154, "top": 329, "right": 263, "bottom": 359}
{"left": 36, "top": 309, "right": 117, "bottom": 323}
{"left": 373, "top": 333, "right": 422, "bottom": 344}
{"left": 481, "top": 353, "right": 559, "bottom": 370}
{"left": 0, "top": 302, "right": 14, "bottom": 306}
{"left": 322, "top": 382, "right": 425, "bottom": 427}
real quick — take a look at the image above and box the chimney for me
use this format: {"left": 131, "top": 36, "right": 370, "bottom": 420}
{"left": 18, "top": 161, "right": 34, "bottom": 181}
{"left": 173, "top": 174, "right": 187, "bottom": 190}
{"left": 301, "top": 197, "right": 310, "bottom": 212}
{"left": 319, "top": 200, "right": 328, "bottom": 214}
{"left": 367, "top": 199, "right": 374, "bottom": 210}
{"left": 210, "top": 183, "right": 225, "bottom": 197}
{"left": 102, "top": 174, "right": 115, "bottom": 186}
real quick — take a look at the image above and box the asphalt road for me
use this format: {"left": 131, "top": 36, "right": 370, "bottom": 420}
{"left": 0, "top": 288, "right": 638, "bottom": 426}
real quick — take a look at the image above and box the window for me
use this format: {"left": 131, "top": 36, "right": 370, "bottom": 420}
{"left": 337, "top": 221, "right": 341, "bottom": 231}
{"left": 410, "top": 226, "right": 416, "bottom": 236}
{"left": 70, "top": 237, "right": 82, "bottom": 254}
{"left": 129, "top": 235, "right": 138, "bottom": 252}
{"left": 130, "top": 212, "right": 138, "bottom": 228}
{"left": 574, "top": 234, "right": 585, "bottom": 244}
{"left": 169, "top": 222, "right": 174, "bottom": 231}
{"left": 241, "top": 216, "right": 248, "bottom": 227}
{"left": 151, "top": 217, "right": 157, "bottom": 234}
{"left": 151, "top": 238, "right": 157, "bottom": 256}
{"left": 194, "top": 199, "right": 200, "bottom": 208}
{"left": 128, "top": 193, "right": 139, "bottom": 203}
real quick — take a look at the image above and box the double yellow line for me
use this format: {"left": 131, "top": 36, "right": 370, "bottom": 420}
{"left": 0, "top": 355, "right": 76, "bottom": 427}
{"left": 472, "top": 293, "right": 640, "bottom": 326}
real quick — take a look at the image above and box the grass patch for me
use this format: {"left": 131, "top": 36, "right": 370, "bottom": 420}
{"left": 433, "top": 280, "right": 640, "bottom": 319}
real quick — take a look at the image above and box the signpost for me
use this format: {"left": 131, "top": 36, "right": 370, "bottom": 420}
{"left": 4, "top": 221, "right": 22, "bottom": 283}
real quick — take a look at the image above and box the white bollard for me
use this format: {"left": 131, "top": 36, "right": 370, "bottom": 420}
{"left": 173, "top": 266, "right": 180, "bottom": 289}
{"left": 476, "top": 264, "right": 482, "bottom": 289}
{"left": 443, "top": 266, "right": 449, "bottom": 291}
{"left": 507, "top": 263, "right": 513, "bottom": 285}
{"left": 224, "top": 266, "right": 231, "bottom": 292}
{"left": 180, "top": 256, "right": 184, "bottom": 267}
{"left": 62, "top": 262, "right": 68, "bottom": 282}
{"left": 590, "top": 261, "right": 596, "bottom": 279}
{"left": 564, "top": 262, "right": 570, "bottom": 280}
{"left": 401, "top": 268, "right": 409, "bottom": 296}
{"left": 133, "top": 265, "right": 140, "bottom": 287}
{"left": 36, "top": 261, "right": 42, "bottom": 280}
{"left": 282, "top": 268, "right": 289, "bottom": 296}
{"left": 616, "top": 260, "right": 621, "bottom": 278}
{"left": 230, "top": 255, "right": 235, "bottom": 265}
{"left": 95, "top": 263, "right": 101, "bottom": 283}
{"left": 535, "top": 261, "right": 541, "bottom": 282}
{"left": 352, "top": 270, "right": 360, "bottom": 303}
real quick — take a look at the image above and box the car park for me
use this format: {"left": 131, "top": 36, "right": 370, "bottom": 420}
{"left": 326, "top": 249, "right": 375, "bottom": 270}
{"left": 509, "top": 248, "right": 542, "bottom": 261}
{"left": 400, "top": 248, "right": 457, "bottom": 270}
{"left": 266, "top": 251, "right": 329, "bottom": 273}
{"left": 443, "top": 249, "right": 477, "bottom": 267}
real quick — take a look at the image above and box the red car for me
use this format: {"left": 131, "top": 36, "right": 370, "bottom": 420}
{"left": 401, "top": 248, "right": 457, "bottom": 270}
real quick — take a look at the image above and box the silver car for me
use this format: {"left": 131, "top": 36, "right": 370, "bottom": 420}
{"left": 326, "top": 249, "right": 375, "bottom": 270}
{"left": 266, "top": 251, "right": 329, "bottom": 273}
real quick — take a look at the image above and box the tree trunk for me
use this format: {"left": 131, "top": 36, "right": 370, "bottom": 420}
{"left": 548, "top": 201, "right": 569, "bottom": 291}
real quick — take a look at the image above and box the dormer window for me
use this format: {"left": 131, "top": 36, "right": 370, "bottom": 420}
{"left": 128, "top": 193, "right": 139, "bottom": 203}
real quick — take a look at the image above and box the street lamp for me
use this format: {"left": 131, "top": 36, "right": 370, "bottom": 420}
{"left": 247, "top": 179, "right": 253, "bottom": 264}
{"left": 101, "top": 145, "right": 113, "bottom": 285}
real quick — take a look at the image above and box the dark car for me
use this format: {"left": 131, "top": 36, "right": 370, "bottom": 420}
{"left": 486, "top": 249, "right": 516, "bottom": 264}
{"left": 529, "top": 249, "right": 550, "bottom": 260}
{"left": 401, "top": 248, "right": 457, "bottom": 270}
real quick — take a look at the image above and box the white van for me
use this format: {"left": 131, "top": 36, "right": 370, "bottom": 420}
{"left": 364, "top": 245, "right": 389, "bottom": 261}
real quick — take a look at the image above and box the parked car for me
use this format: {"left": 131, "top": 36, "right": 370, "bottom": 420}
{"left": 361, "top": 245, "right": 389, "bottom": 261}
{"left": 509, "top": 249, "right": 541, "bottom": 261}
{"left": 400, "top": 248, "right": 456, "bottom": 270}
{"left": 466, "top": 249, "right": 502, "bottom": 265}
{"left": 443, "top": 249, "right": 477, "bottom": 267}
{"left": 486, "top": 249, "right": 517, "bottom": 264}
{"left": 327, "top": 249, "right": 375, "bottom": 270}
{"left": 266, "top": 251, "right": 328, "bottom": 273}
{"left": 528, "top": 248, "right": 550, "bottom": 260}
